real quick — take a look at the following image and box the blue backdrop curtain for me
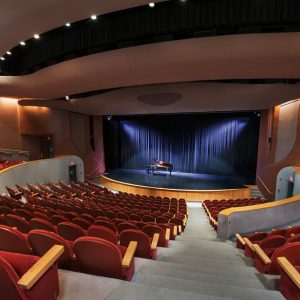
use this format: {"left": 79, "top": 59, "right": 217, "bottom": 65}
{"left": 103, "top": 113, "right": 260, "bottom": 177}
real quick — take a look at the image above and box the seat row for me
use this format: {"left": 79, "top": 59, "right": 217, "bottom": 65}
{"left": 236, "top": 226, "right": 300, "bottom": 300}
{"left": 0, "top": 159, "right": 24, "bottom": 171}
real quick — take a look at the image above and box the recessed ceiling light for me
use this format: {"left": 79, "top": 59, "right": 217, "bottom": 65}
{"left": 149, "top": 2, "right": 155, "bottom": 7}
{"left": 20, "top": 41, "right": 26, "bottom": 46}
{"left": 6, "top": 51, "right": 11, "bottom": 55}
{"left": 0, "top": 57, "right": 5, "bottom": 61}
{"left": 65, "top": 23, "right": 71, "bottom": 27}
{"left": 91, "top": 15, "right": 97, "bottom": 20}
{"left": 34, "top": 34, "right": 40, "bottom": 39}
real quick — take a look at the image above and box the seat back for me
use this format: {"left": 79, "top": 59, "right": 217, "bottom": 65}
{"left": 268, "top": 229, "right": 287, "bottom": 237}
{"left": 13, "top": 209, "right": 32, "bottom": 221}
{"left": 287, "top": 234, "right": 300, "bottom": 243}
{"left": 142, "top": 215, "right": 155, "bottom": 223}
{"left": 72, "top": 218, "right": 92, "bottom": 230}
{"left": 87, "top": 226, "right": 118, "bottom": 244}
{"left": 249, "top": 232, "right": 268, "bottom": 242}
{"left": 57, "top": 222, "right": 86, "bottom": 241}
{"left": 29, "top": 218, "right": 56, "bottom": 233}
{"left": 119, "top": 230, "right": 152, "bottom": 259}
{"left": 94, "top": 219, "right": 117, "bottom": 232}
{"left": 73, "top": 237, "right": 123, "bottom": 279}
{"left": 50, "top": 214, "right": 69, "bottom": 225}
{"left": 28, "top": 230, "right": 75, "bottom": 270}
{"left": 269, "top": 242, "right": 300, "bottom": 274}
{"left": 4, "top": 214, "right": 31, "bottom": 234}
{"left": 259, "top": 235, "right": 286, "bottom": 249}
{"left": 117, "top": 222, "right": 139, "bottom": 233}
{"left": 142, "top": 224, "right": 167, "bottom": 247}
{"left": 0, "top": 226, "right": 31, "bottom": 254}
{"left": 156, "top": 216, "right": 169, "bottom": 224}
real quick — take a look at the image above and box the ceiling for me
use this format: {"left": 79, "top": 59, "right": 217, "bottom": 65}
{"left": 1, "top": 1, "right": 300, "bottom": 115}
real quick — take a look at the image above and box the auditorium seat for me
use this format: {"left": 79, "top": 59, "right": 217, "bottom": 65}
{"left": 0, "top": 225, "right": 32, "bottom": 254}
{"left": 0, "top": 245, "right": 62, "bottom": 300}
{"left": 4, "top": 214, "right": 31, "bottom": 234}
{"left": 94, "top": 219, "right": 117, "bottom": 232}
{"left": 28, "top": 229, "right": 77, "bottom": 271}
{"left": 80, "top": 213, "right": 95, "bottom": 224}
{"left": 142, "top": 224, "right": 169, "bottom": 247}
{"left": 277, "top": 256, "right": 300, "bottom": 300}
{"left": 156, "top": 216, "right": 169, "bottom": 224}
{"left": 29, "top": 218, "right": 57, "bottom": 233}
{"left": 159, "top": 223, "right": 177, "bottom": 240}
{"left": 73, "top": 237, "right": 137, "bottom": 280}
{"left": 253, "top": 241, "right": 300, "bottom": 274}
{"left": 87, "top": 225, "right": 119, "bottom": 244}
{"left": 13, "top": 209, "right": 32, "bottom": 221}
{"left": 72, "top": 217, "right": 92, "bottom": 230}
{"left": 142, "top": 215, "right": 155, "bottom": 223}
{"left": 57, "top": 222, "right": 86, "bottom": 241}
{"left": 0, "top": 205, "right": 14, "bottom": 215}
{"left": 117, "top": 222, "right": 139, "bottom": 233}
{"left": 32, "top": 211, "right": 51, "bottom": 221}
{"left": 50, "top": 214, "right": 69, "bottom": 225}
{"left": 119, "top": 229, "right": 158, "bottom": 260}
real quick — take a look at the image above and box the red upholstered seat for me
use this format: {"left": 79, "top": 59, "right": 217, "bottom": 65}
{"left": 287, "top": 226, "right": 300, "bottom": 237}
{"left": 254, "top": 242, "right": 300, "bottom": 274}
{"left": 0, "top": 250, "right": 59, "bottom": 300}
{"left": 159, "top": 223, "right": 176, "bottom": 240}
{"left": 4, "top": 214, "right": 31, "bottom": 234}
{"left": 29, "top": 218, "right": 57, "bottom": 233}
{"left": 72, "top": 217, "right": 92, "bottom": 230}
{"left": 50, "top": 214, "right": 69, "bottom": 225}
{"left": 28, "top": 230, "right": 77, "bottom": 271}
{"left": 0, "top": 225, "right": 31, "bottom": 254}
{"left": 32, "top": 212, "right": 51, "bottom": 221}
{"left": 256, "top": 235, "right": 286, "bottom": 259}
{"left": 117, "top": 222, "right": 139, "bottom": 233}
{"left": 57, "top": 222, "right": 86, "bottom": 241}
{"left": 87, "top": 225, "right": 119, "bottom": 244}
{"left": 13, "top": 209, "right": 32, "bottom": 221}
{"left": 120, "top": 229, "right": 157, "bottom": 260}
{"left": 268, "top": 229, "right": 288, "bottom": 237}
{"left": 94, "top": 219, "right": 117, "bottom": 232}
{"left": 142, "top": 224, "right": 169, "bottom": 247}
{"left": 244, "top": 232, "right": 269, "bottom": 257}
{"left": 279, "top": 264, "right": 300, "bottom": 300}
{"left": 142, "top": 215, "right": 155, "bottom": 223}
{"left": 73, "top": 237, "right": 135, "bottom": 280}
{"left": 80, "top": 213, "right": 95, "bottom": 224}
{"left": 287, "top": 234, "right": 300, "bottom": 243}
{"left": 156, "top": 216, "right": 169, "bottom": 224}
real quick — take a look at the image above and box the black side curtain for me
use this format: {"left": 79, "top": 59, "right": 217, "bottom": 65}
{"left": 103, "top": 113, "right": 260, "bottom": 177}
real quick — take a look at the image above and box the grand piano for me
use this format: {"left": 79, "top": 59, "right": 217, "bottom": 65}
{"left": 146, "top": 160, "right": 173, "bottom": 175}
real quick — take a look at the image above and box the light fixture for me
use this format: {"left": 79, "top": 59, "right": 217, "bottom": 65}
{"left": 91, "top": 15, "right": 97, "bottom": 20}
{"left": 34, "top": 34, "right": 40, "bottom": 39}
{"left": 20, "top": 41, "right": 26, "bottom": 46}
{"left": 6, "top": 51, "right": 11, "bottom": 55}
{"left": 0, "top": 57, "right": 5, "bottom": 61}
{"left": 107, "top": 116, "right": 112, "bottom": 121}
{"left": 149, "top": 2, "right": 155, "bottom": 7}
{"left": 65, "top": 23, "right": 71, "bottom": 27}
{"left": 65, "top": 96, "right": 70, "bottom": 100}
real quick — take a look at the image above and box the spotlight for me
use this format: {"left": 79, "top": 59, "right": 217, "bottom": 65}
{"left": 20, "top": 41, "right": 26, "bottom": 46}
{"left": 107, "top": 116, "right": 112, "bottom": 121}
{"left": 0, "top": 57, "right": 5, "bottom": 61}
{"left": 91, "top": 15, "right": 97, "bottom": 20}
{"left": 34, "top": 34, "right": 40, "bottom": 39}
{"left": 6, "top": 51, "right": 11, "bottom": 55}
{"left": 149, "top": 2, "right": 155, "bottom": 7}
{"left": 65, "top": 96, "right": 70, "bottom": 100}
{"left": 65, "top": 23, "right": 71, "bottom": 27}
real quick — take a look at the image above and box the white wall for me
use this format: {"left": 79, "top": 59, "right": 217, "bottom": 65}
{"left": 0, "top": 155, "right": 84, "bottom": 194}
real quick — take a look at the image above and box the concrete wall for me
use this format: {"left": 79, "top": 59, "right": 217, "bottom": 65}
{"left": 217, "top": 195, "right": 300, "bottom": 240}
{"left": 0, "top": 155, "right": 84, "bottom": 194}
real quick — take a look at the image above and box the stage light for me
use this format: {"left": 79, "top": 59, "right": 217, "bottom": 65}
{"left": 20, "top": 41, "right": 26, "bottom": 46}
{"left": 107, "top": 116, "right": 112, "bottom": 121}
{"left": 91, "top": 15, "right": 97, "bottom": 20}
{"left": 34, "top": 34, "right": 40, "bottom": 39}
{"left": 149, "top": 2, "right": 155, "bottom": 7}
{"left": 0, "top": 57, "right": 5, "bottom": 61}
{"left": 6, "top": 51, "right": 11, "bottom": 55}
{"left": 65, "top": 23, "right": 71, "bottom": 27}
{"left": 65, "top": 96, "right": 70, "bottom": 100}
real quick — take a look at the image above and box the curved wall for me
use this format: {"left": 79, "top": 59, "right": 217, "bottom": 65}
{"left": 0, "top": 155, "right": 84, "bottom": 194}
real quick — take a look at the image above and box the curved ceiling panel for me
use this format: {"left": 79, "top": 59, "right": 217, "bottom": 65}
{"left": 18, "top": 82, "right": 300, "bottom": 116}
{"left": 0, "top": 0, "right": 168, "bottom": 55}
{"left": 1, "top": 32, "right": 300, "bottom": 100}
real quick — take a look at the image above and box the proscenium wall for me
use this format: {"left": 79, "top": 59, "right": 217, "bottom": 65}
{"left": 0, "top": 98, "right": 105, "bottom": 177}
{"left": 257, "top": 100, "right": 300, "bottom": 199}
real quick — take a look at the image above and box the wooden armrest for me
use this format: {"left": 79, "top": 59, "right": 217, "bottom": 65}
{"left": 291, "top": 233, "right": 295, "bottom": 237}
{"left": 151, "top": 233, "right": 159, "bottom": 251}
{"left": 31, "top": 193, "right": 39, "bottom": 197}
{"left": 288, "top": 226, "right": 292, "bottom": 229}
{"left": 91, "top": 191, "right": 95, "bottom": 195}
{"left": 178, "top": 225, "right": 182, "bottom": 233}
{"left": 165, "top": 228, "right": 170, "bottom": 241}
{"left": 81, "top": 192, "right": 86, "bottom": 196}
{"left": 15, "top": 191, "right": 22, "bottom": 196}
{"left": 122, "top": 241, "right": 137, "bottom": 268}
{"left": 235, "top": 233, "right": 246, "bottom": 246}
{"left": 173, "top": 225, "right": 177, "bottom": 236}
{"left": 277, "top": 257, "right": 300, "bottom": 289}
{"left": 243, "top": 238, "right": 254, "bottom": 251}
{"left": 272, "top": 229, "right": 276, "bottom": 231}
{"left": 253, "top": 244, "right": 271, "bottom": 265}
{"left": 71, "top": 193, "right": 77, "bottom": 197}
{"left": 18, "top": 245, "right": 64, "bottom": 290}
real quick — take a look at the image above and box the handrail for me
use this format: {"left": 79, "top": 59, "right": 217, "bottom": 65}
{"left": 256, "top": 175, "right": 274, "bottom": 195}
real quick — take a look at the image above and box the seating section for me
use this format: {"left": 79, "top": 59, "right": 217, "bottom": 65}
{"left": 236, "top": 226, "right": 300, "bottom": 299}
{"left": 0, "top": 180, "right": 188, "bottom": 281}
{"left": 0, "top": 159, "right": 24, "bottom": 171}
{"left": 203, "top": 198, "right": 267, "bottom": 230}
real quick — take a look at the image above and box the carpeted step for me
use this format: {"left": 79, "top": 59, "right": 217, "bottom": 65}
{"left": 132, "top": 273, "right": 284, "bottom": 300}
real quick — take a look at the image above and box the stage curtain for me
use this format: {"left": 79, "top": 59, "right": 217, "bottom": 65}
{"left": 103, "top": 113, "right": 260, "bottom": 177}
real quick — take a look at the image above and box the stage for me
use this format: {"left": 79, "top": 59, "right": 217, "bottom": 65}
{"left": 100, "top": 169, "right": 255, "bottom": 201}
